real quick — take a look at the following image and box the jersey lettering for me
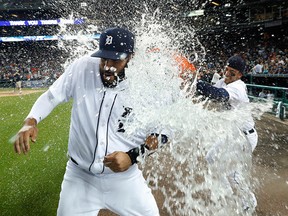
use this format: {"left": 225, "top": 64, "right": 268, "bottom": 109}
{"left": 118, "top": 107, "right": 132, "bottom": 132}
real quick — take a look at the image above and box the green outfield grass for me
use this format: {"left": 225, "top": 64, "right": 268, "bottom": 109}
{"left": 0, "top": 92, "right": 72, "bottom": 216}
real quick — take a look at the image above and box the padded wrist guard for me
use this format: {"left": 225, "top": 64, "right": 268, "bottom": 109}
{"left": 126, "top": 144, "right": 148, "bottom": 165}
{"left": 126, "top": 133, "right": 168, "bottom": 165}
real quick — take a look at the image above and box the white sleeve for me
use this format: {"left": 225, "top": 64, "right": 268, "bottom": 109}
{"left": 26, "top": 90, "right": 62, "bottom": 124}
{"left": 213, "top": 78, "right": 224, "bottom": 87}
{"left": 224, "top": 81, "right": 249, "bottom": 108}
{"left": 225, "top": 85, "right": 241, "bottom": 101}
{"left": 49, "top": 62, "right": 74, "bottom": 102}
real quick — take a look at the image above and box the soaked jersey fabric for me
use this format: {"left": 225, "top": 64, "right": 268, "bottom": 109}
{"left": 214, "top": 78, "right": 257, "bottom": 152}
{"left": 49, "top": 56, "right": 145, "bottom": 174}
{"left": 214, "top": 78, "right": 255, "bottom": 131}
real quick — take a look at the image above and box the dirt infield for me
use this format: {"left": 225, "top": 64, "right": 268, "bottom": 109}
{"left": 252, "top": 114, "right": 288, "bottom": 216}
{"left": 0, "top": 89, "right": 45, "bottom": 97}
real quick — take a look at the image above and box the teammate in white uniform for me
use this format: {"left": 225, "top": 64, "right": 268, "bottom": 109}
{"left": 197, "top": 55, "right": 257, "bottom": 151}
{"left": 196, "top": 55, "right": 258, "bottom": 212}
{"left": 13, "top": 27, "right": 167, "bottom": 216}
{"left": 213, "top": 77, "right": 258, "bottom": 152}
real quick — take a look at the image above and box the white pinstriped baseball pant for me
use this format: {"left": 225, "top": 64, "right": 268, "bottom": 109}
{"left": 57, "top": 160, "right": 159, "bottom": 216}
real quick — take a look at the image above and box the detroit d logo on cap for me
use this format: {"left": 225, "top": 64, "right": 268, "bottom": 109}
{"left": 105, "top": 35, "right": 113, "bottom": 45}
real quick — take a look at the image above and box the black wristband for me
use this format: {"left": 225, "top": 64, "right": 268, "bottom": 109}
{"left": 126, "top": 147, "right": 139, "bottom": 165}
{"left": 126, "top": 144, "right": 149, "bottom": 165}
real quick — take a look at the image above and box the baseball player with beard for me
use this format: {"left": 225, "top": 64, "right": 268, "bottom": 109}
{"left": 13, "top": 27, "right": 168, "bottom": 216}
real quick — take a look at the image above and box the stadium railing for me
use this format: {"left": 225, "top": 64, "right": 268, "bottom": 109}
{"left": 247, "top": 84, "right": 288, "bottom": 120}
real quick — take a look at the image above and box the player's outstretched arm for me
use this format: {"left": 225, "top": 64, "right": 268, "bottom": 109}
{"left": 13, "top": 90, "right": 61, "bottom": 154}
{"left": 14, "top": 118, "right": 38, "bottom": 154}
{"left": 196, "top": 80, "right": 229, "bottom": 102}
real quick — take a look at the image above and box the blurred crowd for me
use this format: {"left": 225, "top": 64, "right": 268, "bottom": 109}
{"left": 0, "top": 60, "right": 62, "bottom": 81}
{"left": 197, "top": 33, "right": 288, "bottom": 79}
{"left": 0, "top": 35, "right": 287, "bottom": 86}
{"left": 246, "top": 46, "right": 287, "bottom": 75}
{"left": 0, "top": 41, "right": 67, "bottom": 86}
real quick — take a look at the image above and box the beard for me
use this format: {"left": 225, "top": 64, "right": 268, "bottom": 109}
{"left": 100, "top": 69, "right": 125, "bottom": 88}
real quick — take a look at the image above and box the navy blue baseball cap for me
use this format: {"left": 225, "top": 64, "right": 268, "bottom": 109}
{"left": 91, "top": 27, "right": 134, "bottom": 60}
{"left": 227, "top": 55, "right": 246, "bottom": 74}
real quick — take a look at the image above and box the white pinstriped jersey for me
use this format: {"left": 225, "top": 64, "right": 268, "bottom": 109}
{"left": 49, "top": 56, "right": 146, "bottom": 174}
{"left": 214, "top": 78, "right": 255, "bottom": 131}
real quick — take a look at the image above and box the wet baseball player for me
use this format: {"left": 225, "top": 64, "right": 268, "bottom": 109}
{"left": 13, "top": 27, "right": 168, "bottom": 216}
{"left": 196, "top": 55, "right": 258, "bottom": 211}
{"left": 196, "top": 55, "right": 257, "bottom": 152}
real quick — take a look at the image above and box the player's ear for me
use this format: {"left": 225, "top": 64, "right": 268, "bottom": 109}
{"left": 238, "top": 71, "right": 243, "bottom": 79}
{"left": 127, "top": 53, "right": 134, "bottom": 62}
{"left": 125, "top": 54, "right": 134, "bottom": 68}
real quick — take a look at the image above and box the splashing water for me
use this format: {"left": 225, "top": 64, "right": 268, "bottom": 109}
{"left": 59, "top": 10, "right": 273, "bottom": 216}
{"left": 122, "top": 18, "right": 272, "bottom": 215}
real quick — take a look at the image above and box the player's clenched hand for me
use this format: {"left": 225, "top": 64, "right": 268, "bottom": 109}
{"left": 145, "top": 134, "right": 159, "bottom": 150}
{"left": 14, "top": 118, "right": 38, "bottom": 154}
{"left": 103, "top": 151, "right": 132, "bottom": 172}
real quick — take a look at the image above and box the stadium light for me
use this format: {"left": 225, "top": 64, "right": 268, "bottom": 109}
{"left": 186, "top": 9, "right": 205, "bottom": 17}
{"left": 211, "top": 1, "right": 220, "bottom": 6}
